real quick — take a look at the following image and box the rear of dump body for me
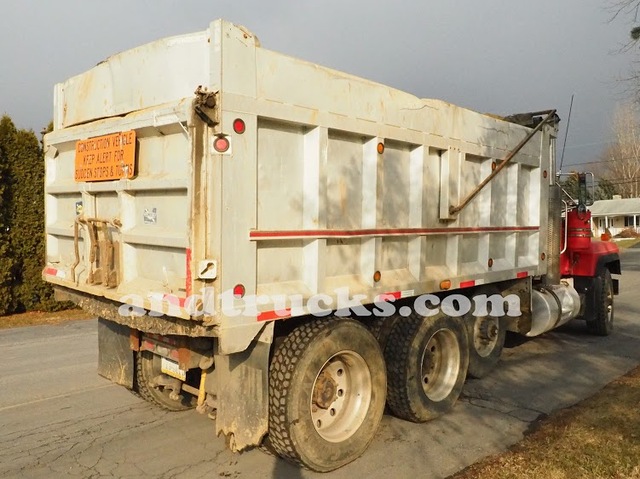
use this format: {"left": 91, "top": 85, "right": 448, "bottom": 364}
{"left": 44, "top": 19, "right": 554, "bottom": 355}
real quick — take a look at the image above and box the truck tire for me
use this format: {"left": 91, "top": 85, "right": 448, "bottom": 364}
{"left": 268, "top": 318, "right": 386, "bottom": 472}
{"left": 465, "top": 313, "right": 506, "bottom": 379}
{"left": 586, "top": 269, "right": 614, "bottom": 336}
{"left": 385, "top": 312, "right": 469, "bottom": 423}
{"left": 134, "top": 350, "right": 197, "bottom": 411}
{"left": 368, "top": 315, "right": 399, "bottom": 353}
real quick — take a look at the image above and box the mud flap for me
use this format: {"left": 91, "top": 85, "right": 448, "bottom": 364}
{"left": 97, "top": 317, "right": 134, "bottom": 388}
{"left": 215, "top": 339, "right": 270, "bottom": 451}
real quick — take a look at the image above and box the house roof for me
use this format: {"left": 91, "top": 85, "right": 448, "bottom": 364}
{"left": 589, "top": 198, "right": 640, "bottom": 217}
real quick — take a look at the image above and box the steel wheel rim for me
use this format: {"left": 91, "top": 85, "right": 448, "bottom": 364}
{"left": 473, "top": 317, "right": 500, "bottom": 358}
{"left": 605, "top": 278, "right": 614, "bottom": 326}
{"left": 310, "top": 351, "right": 372, "bottom": 443}
{"left": 420, "top": 328, "right": 461, "bottom": 401}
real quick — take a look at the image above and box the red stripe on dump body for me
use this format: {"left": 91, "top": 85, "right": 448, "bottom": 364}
{"left": 380, "top": 291, "right": 402, "bottom": 301}
{"left": 163, "top": 294, "right": 186, "bottom": 308}
{"left": 249, "top": 226, "right": 539, "bottom": 240}
{"left": 258, "top": 309, "right": 292, "bottom": 322}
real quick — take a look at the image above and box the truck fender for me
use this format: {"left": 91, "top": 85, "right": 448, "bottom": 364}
{"left": 595, "top": 253, "right": 621, "bottom": 276}
{"left": 595, "top": 253, "right": 620, "bottom": 295}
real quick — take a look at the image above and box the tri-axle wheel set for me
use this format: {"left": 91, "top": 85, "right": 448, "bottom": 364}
{"left": 130, "top": 267, "right": 615, "bottom": 472}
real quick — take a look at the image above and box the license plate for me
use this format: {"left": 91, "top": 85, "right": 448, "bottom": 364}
{"left": 161, "top": 357, "right": 186, "bottom": 381}
{"left": 75, "top": 130, "right": 137, "bottom": 182}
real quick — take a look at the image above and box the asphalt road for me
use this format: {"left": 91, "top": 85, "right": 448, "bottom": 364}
{"left": 2, "top": 250, "right": 640, "bottom": 479}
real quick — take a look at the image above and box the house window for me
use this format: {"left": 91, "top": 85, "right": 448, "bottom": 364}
{"left": 624, "top": 216, "right": 636, "bottom": 227}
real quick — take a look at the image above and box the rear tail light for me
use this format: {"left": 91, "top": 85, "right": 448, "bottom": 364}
{"left": 233, "top": 118, "right": 246, "bottom": 134}
{"left": 233, "top": 284, "right": 246, "bottom": 298}
{"left": 213, "top": 135, "right": 230, "bottom": 153}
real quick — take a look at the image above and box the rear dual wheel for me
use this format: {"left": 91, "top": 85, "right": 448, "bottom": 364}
{"left": 465, "top": 313, "right": 506, "bottom": 379}
{"left": 367, "top": 315, "right": 399, "bottom": 353}
{"left": 268, "top": 318, "right": 386, "bottom": 472}
{"left": 385, "top": 313, "right": 469, "bottom": 423}
{"left": 134, "top": 350, "right": 197, "bottom": 411}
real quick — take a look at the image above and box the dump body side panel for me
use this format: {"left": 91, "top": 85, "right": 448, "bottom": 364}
{"left": 213, "top": 39, "right": 553, "bottom": 352}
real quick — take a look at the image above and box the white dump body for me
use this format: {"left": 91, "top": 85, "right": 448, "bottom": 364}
{"left": 44, "top": 19, "right": 554, "bottom": 353}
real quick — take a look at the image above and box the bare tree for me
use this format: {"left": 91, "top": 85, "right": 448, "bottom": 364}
{"left": 609, "top": 0, "right": 640, "bottom": 31}
{"left": 608, "top": 0, "right": 640, "bottom": 96}
{"left": 601, "top": 103, "right": 640, "bottom": 197}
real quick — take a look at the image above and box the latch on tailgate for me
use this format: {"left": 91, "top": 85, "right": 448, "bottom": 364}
{"left": 72, "top": 217, "right": 121, "bottom": 287}
{"left": 194, "top": 86, "right": 219, "bottom": 128}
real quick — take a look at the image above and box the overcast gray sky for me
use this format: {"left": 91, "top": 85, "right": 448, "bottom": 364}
{"left": 0, "top": 0, "right": 634, "bottom": 167}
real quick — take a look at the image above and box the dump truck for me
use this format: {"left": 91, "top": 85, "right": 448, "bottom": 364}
{"left": 43, "top": 19, "right": 620, "bottom": 472}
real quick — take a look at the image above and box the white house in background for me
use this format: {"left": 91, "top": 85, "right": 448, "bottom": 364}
{"left": 590, "top": 196, "right": 640, "bottom": 237}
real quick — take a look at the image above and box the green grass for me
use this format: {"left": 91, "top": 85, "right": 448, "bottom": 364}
{"left": 451, "top": 367, "right": 640, "bottom": 479}
{"left": 614, "top": 238, "right": 640, "bottom": 249}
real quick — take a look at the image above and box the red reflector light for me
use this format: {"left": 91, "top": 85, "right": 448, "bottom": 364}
{"left": 233, "top": 284, "right": 245, "bottom": 298}
{"left": 213, "top": 136, "right": 230, "bottom": 153}
{"left": 44, "top": 267, "right": 57, "bottom": 276}
{"left": 233, "top": 118, "right": 246, "bottom": 134}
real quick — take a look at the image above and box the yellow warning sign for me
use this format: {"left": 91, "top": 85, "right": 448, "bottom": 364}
{"left": 75, "top": 130, "right": 136, "bottom": 182}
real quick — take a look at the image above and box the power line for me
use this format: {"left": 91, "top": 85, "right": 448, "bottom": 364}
{"left": 563, "top": 140, "right": 613, "bottom": 150}
{"left": 562, "top": 175, "right": 640, "bottom": 185}
{"left": 564, "top": 154, "right": 640, "bottom": 167}
{"left": 597, "top": 178, "right": 640, "bottom": 187}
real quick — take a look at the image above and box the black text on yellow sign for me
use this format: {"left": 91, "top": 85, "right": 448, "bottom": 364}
{"left": 75, "top": 130, "right": 136, "bottom": 182}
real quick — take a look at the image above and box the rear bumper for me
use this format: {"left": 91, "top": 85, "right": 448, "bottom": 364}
{"left": 53, "top": 286, "right": 219, "bottom": 338}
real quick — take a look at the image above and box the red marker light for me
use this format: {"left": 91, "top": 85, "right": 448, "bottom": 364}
{"left": 233, "top": 284, "right": 245, "bottom": 298}
{"left": 213, "top": 136, "right": 230, "bottom": 153}
{"left": 233, "top": 118, "right": 246, "bottom": 134}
